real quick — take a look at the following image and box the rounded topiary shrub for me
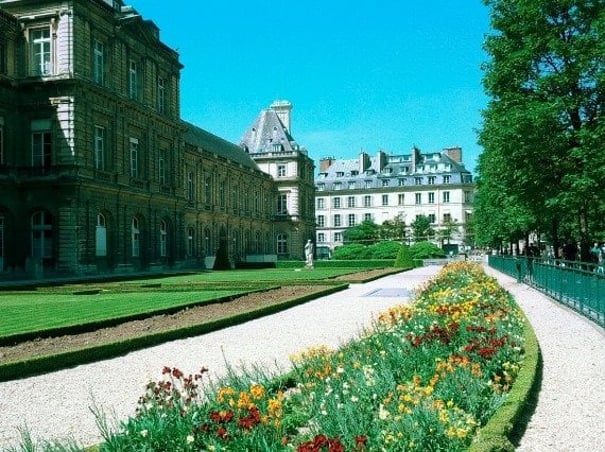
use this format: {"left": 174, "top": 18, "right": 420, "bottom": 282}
{"left": 410, "top": 241, "right": 446, "bottom": 260}
{"left": 394, "top": 244, "right": 414, "bottom": 268}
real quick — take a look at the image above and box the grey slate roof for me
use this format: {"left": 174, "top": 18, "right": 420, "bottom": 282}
{"left": 239, "top": 108, "right": 301, "bottom": 154}
{"left": 182, "top": 121, "right": 261, "bottom": 171}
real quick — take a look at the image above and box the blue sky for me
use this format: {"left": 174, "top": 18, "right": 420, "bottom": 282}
{"left": 136, "top": 1, "right": 491, "bottom": 173}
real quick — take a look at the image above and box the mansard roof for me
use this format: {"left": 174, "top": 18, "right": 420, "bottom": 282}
{"left": 182, "top": 122, "right": 262, "bottom": 172}
{"left": 239, "top": 107, "right": 301, "bottom": 154}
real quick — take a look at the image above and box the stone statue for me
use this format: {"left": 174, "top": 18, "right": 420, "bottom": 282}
{"left": 304, "top": 239, "right": 314, "bottom": 268}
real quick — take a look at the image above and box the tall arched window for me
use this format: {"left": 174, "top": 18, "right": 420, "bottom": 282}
{"left": 31, "top": 211, "right": 52, "bottom": 258}
{"left": 276, "top": 233, "right": 288, "bottom": 255}
{"left": 187, "top": 227, "right": 194, "bottom": 256}
{"left": 131, "top": 217, "right": 140, "bottom": 257}
{"left": 96, "top": 213, "right": 107, "bottom": 257}
{"left": 159, "top": 220, "right": 167, "bottom": 257}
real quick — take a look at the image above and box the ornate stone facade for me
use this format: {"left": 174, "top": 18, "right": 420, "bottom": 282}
{"left": 0, "top": 0, "right": 298, "bottom": 279}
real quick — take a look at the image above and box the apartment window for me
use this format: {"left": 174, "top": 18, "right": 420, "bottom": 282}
{"left": 278, "top": 193, "right": 288, "bottom": 214}
{"left": 428, "top": 213, "right": 436, "bottom": 224}
{"left": 159, "top": 220, "right": 167, "bottom": 257}
{"left": 363, "top": 195, "right": 372, "bottom": 207}
{"left": 31, "top": 211, "right": 53, "bottom": 258}
{"left": 347, "top": 196, "right": 355, "bottom": 208}
{"left": 334, "top": 232, "right": 343, "bottom": 243}
{"left": 129, "top": 138, "right": 138, "bottom": 178}
{"left": 187, "top": 171, "right": 194, "bottom": 201}
{"left": 428, "top": 176, "right": 436, "bottom": 185}
{"left": 94, "top": 126, "right": 105, "bottom": 170}
{"left": 93, "top": 40, "right": 104, "bottom": 84}
{"left": 428, "top": 192, "right": 435, "bottom": 204}
{"left": 277, "top": 164, "right": 286, "bottom": 177}
{"left": 158, "top": 154, "right": 166, "bottom": 185}
{"left": 443, "top": 175, "right": 451, "bottom": 184}
{"left": 131, "top": 217, "right": 140, "bottom": 257}
{"left": 204, "top": 176, "right": 212, "bottom": 204}
{"left": 348, "top": 181, "right": 356, "bottom": 190}
{"left": 187, "top": 227, "right": 194, "bottom": 256}
{"left": 276, "top": 233, "right": 288, "bottom": 254}
{"left": 382, "top": 194, "right": 388, "bottom": 206}
{"left": 157, "top": 77, "right": 166, "bottom": 113}
{"left": 317, "top": 184, "right": 325, "bottom": 191}
{"left": 333, "top": 197, "right": 341, "bottom": 209}
{"left": 398, "top": 194, "right": 405, "bottom": 205}
{"left": 30, "top": 28, "right": 52, "bottom": 75}
{"left": 415, "top": 193, "right": 421, "bottom": 205}
{"left": 443, "top": 191, "right": 450, "bottom": 203}
{"left": 414, "top": 177, "right": 422, "bottom": 185}
{"left": 398, "top": 178, "right": 405, "bottom": 186}
{"left": 317, "top": 198, "right": 325, "bottom": 209}
{"left": 336, "top": 171, "right": 344, "bottom": 177}
{"left": 364, "top": 180, "right": 372, "bottom": 189}
{"left": 31, "top": 120, "right": 52, "bottom": 167}
{"left": 333, "top": 182, "right": 342, "bottom": 190}
{"left": 219, "top": 179, "right": 225, "bottom": 207}
{"left": 348, "top": 214, "right": 356, "bottom": 227}
{"left": 333, "top": 214, "right": 341, "bottom": 227}
{"left": 317, "top": 215, "right": 325, "bottom": 227}
{"left": 129, "top": 60, "right": 138, "bottom": 100}
{"left": 464, "top": 191, "right": 472, "bottom": 203}
{"left": 443, "top": 213, "right": 452, "bottom": 223}
{"left": 317, "top": 233, "right": 325, "bottom": 243}
{"left": 364, "top": 213, "right": 372, "bottom": 222}
{"left": 382, "top": 179, "right": 389, "bottom": 187}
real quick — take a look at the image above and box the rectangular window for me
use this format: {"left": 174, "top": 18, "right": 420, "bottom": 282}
{"left": 347, "top": 196, "right": 355, "bottom": 208}
{"left": 415, "top": 193, "right": 421, "bottom": 205}
{"left": 158, "top": 154, "right": 166, "bottom": 184}
{"left": 333, "top": 182, "right": 342, "bottom": 190}
{"left": 398, "top": 178, "right": 405, "bottom": 186}
{"left": 32, "top": 132, "right": 52, "bottom": 167}
{"left": 443, "top": 213, "right": 452, "bottom": 223}
{"left": 334, "top": 232, "right": 343, "bottom": 243}
{"left": 129, "top": 138, "right": 138, "bottom": 178}
{"left": 363, "top": 195, "right": 372, "bottom": 207}
{"left": 317, "top": 215, "right": 325, "bottom": 227}
{"left": 364, "top": 213, "right": 372, "bottom": 222}
{"left": 187, "top": 171, "right": 194, "bottom": 201}
{"left": 428, "top": 176, "right": 436, "bottom": 185}
{"left": 317, "top": 184, "right": 325, "bottom": 191}
{"left": 348, "top": 214, "right": 356, "bottom": 227}
{"left": 317, "top": 198, "right": 325, "bottom": 209}
{"left": 333, "top": 197, "right": 341, "bottom": 209}
{"left": 428, "top": 213, "right": 436, "bottom": 224}
{"left": 443, "top": 175, "right": 451, "bottom": 184}
{"left": 277, "top": 164, "right": 286, "bottom": 177}
{"left": 94, "top": 126, "right": 105, "bottom": 170}
{"left": 382, "top": 194, "right": 388, "bottom": 206}
{"left": 414, "top": 177, "right": 422, "bottom": 185}
{"left": 348, "top": 181, "right": 356, "bottom": 190}
{"left": 93, "top": 40, "right": 104, "bottom": 84}
{"left": 30, "top": 28, "right": 51, "bottom": 75}
{"left": 382, "top": 179, "right": 389, "bottom": 187}
{"left": 277, "top": 193, "right": 288, "bottom": 214}
{"left": 333, "top": 214, "right": 341, "bottom": 227}
{"left": 464, "top": 190, "right": 471, "bottom": 203}
{"left": 443, "top": 191, "right": 450, "bottom": 203}
{"left": 204, "top": 175, "right": 212, "bottom": 204}
{"left": 398, "top": 194, "right": 405, "bottom": 205}
{"left": 318, "top": 233, "right": 325, "bottom": 243}
{"left": 129, "top": 60, "right": 138, "bottom": 100}
{"left": 364, "top": 180, "right": 372, "bottom": 189}
{"left": 157, "top": 77, "right": 165, "bottom": 113}
{"left": 428, "top": 192, "right": 435, "bottom": 204}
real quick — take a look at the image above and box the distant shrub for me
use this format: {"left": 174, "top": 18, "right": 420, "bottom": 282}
{"left": 394, "top": 244, "right": 415, "bottom": 268}
{"left": 410, "top": 241, "right": 446, "bottom": 260}
{"left": 367, "top": 241, "right": 402, "bottom": 259}
{"left": 332, "top": 243, "right": 369, "bottom": 260}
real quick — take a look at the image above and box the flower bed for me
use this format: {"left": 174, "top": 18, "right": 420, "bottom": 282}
{"left": 97, "top": 262, "right": 526, "bottom": 451}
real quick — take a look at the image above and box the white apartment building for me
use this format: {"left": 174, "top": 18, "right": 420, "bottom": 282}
{"left": 315, "top": 147, "right": 474, "bottom": 250}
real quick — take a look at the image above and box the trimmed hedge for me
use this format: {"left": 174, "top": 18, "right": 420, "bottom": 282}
{"left": 276, "top": 259, "right": 395, "bottom": 269}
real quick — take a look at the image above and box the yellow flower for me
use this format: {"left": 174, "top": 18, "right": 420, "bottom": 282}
{"left": 249, "top": 384, "right": 265, "bottom": 400}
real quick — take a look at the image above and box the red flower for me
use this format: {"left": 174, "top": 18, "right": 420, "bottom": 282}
{"left": 172, "top": 367, "right": 184, "bottom": 379}
{"left": 355, "top": 435, "right": 368, "bottom": 449}
{"left": 216, "top": 426, "right": 229, "bottom": 440}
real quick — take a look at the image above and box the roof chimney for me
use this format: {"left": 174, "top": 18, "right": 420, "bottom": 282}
{"left": 270, "top": 100, "right": 292, "bottom": 133}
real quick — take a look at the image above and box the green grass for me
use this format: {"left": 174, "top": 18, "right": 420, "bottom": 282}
{"left": 0, "top": 289, "right": 245, "bottom": 337}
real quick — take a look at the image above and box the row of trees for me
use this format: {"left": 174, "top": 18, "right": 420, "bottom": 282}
{"left": 475, "top": 0, "right": 605, "bottom": 260}
{"left": 343, "top": 216, "right": 465, "bottom": 246}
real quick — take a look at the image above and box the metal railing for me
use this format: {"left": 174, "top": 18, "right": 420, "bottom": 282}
{"left": 489, "top": 255, "right": 604, "bottom": 328}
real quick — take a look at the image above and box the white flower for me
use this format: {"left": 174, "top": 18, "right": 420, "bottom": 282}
{"left": 351, "top": 396, "right": 359, "bottom": 403}
{"left": 140, "top": 429, "right": 148, "bottom": 437}
{"left": 186, "top": 435, "right": 194, "bottom": 444}
{"left": 378, "top": 404, "right": 390, "bottom": 420}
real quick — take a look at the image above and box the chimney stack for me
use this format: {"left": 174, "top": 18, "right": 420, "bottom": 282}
{"left": 270, "top": 100, "right": 293, "bottom": 133}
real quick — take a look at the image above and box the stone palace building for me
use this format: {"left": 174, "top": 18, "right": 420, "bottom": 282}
{"left": 0, "top": 0, "right": 314, "bottom": 278}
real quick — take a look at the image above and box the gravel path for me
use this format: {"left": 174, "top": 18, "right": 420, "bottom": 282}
{"left": 1, "top": 265, "right": 603, "bottom": 451}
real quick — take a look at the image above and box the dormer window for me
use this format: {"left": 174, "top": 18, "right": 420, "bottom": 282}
{"left": 336, "top": 171, "right": 344, "bottom": 177}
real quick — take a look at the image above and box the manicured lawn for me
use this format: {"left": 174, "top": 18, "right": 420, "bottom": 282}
{"left": 0, "top": 289, "right": 245, "bottom": 338}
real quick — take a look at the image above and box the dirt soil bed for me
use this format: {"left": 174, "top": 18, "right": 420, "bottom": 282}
{"left": 0, "top": 268, "right": 395, "bottom": 364}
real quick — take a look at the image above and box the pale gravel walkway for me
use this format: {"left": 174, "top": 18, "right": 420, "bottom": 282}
{"left": 1, "top": 265, "right": 604, "bottom": 451}
{"left": 0, "top": 267, "right": 440, "bottom": 450}
{"left": 484, "top": 266, "right": 605, "bottom": 452}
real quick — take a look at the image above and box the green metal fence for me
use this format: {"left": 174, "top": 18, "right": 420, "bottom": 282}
{"left": 489, "top": 255, "right": 605, "bottom": 328}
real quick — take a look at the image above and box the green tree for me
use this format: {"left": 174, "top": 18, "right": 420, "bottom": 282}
{"left": 411, "top": 215, "right": 434, "bottom": 243}
{"left": 344, "top": 219, "right": 380, "bottom": 245}
{"left": 479, "top": 0, "right": 605, "bottom": 259}
{"left": 380, "top": 214, "right": 407, "bottom": 241}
